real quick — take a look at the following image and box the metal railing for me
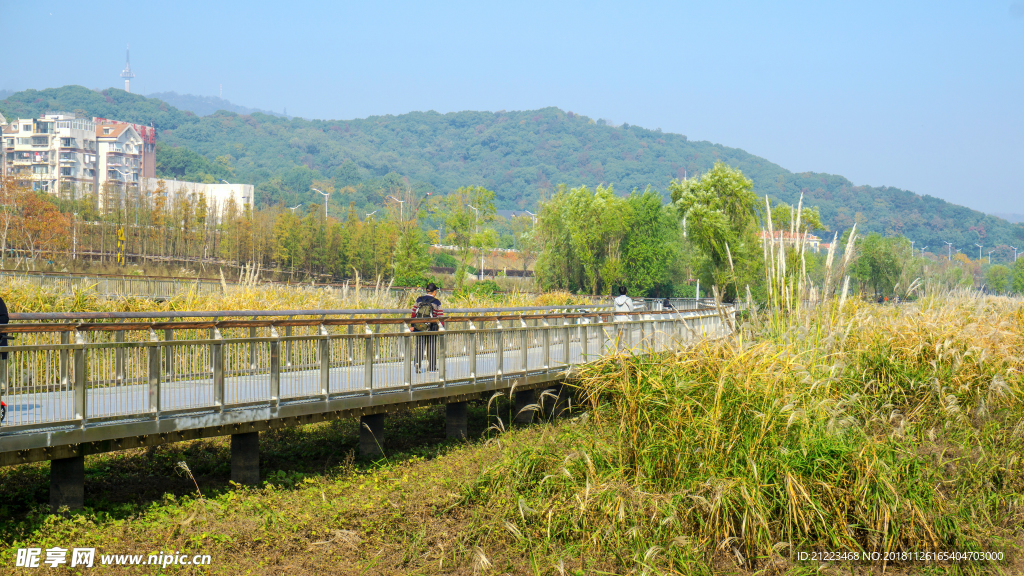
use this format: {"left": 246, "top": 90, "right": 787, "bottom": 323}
{"left": 0, "top": 304, "right": 733, "bottom": 460}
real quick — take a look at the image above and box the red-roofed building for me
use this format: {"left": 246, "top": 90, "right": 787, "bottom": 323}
{"left": 92, "top": 117, "right": 155, "bottom": 178}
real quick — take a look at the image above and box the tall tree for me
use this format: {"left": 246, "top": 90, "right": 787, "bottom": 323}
{"left": 431, "top": 186, "right": 496, "bottom": 288}
{"left": 669, "top": 162, "right": 760, "bottom": 298}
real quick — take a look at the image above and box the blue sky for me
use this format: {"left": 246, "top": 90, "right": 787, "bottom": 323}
{"left": 2, "top": 1, "right": 1022, "bottom": 215}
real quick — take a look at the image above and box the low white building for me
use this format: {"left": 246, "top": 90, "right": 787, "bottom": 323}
{"left": 142, "top": 177, "right": 254, "bottom": 221}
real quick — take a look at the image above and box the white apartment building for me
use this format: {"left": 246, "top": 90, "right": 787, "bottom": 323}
{"left": 2, "top": 112, "right": 143, "bottom": 210}
{"left": 96, "top": 121, "right": 144, "bottom": 204}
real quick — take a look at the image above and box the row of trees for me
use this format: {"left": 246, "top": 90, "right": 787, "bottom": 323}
{"left": 533, "top": 184, "right": 689, "bottom": 297}
{"left": 0, "top": 176, "right": 520, "bottom": 289}
{"left": 6, "top": 162, "right": 1022, "bottom": 300}
{"left": 835, "top": 232, "right": 1024, "bottom": 297}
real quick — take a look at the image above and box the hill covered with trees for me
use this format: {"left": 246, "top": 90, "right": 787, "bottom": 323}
{"left": 2, "top": 85, "right": 1021, "bottom": 253}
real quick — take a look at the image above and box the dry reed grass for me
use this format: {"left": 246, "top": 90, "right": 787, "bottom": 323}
{"left": 463, "top": 291, "right": 1024, "bottom": 574}
{"left": 0, "top": 277, "right": 588, "bottom": 316}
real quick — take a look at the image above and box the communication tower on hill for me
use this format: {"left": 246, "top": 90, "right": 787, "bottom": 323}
{"left": 121, "top": 44, "right": 135, "bottom": 93}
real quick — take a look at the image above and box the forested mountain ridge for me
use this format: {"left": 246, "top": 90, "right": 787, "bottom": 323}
{"left": 2, "top": 85, "right": 1021, "bottom": 253}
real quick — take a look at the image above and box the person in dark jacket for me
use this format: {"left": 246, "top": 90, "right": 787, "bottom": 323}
{"left": 0, "top": 295, "right": 8, "bottom": 423}
{"left": 410, "top": 283, "right": 444, "bottom": 372}
{"left": 0, "top": 294, "right": 8, "bottom": 360}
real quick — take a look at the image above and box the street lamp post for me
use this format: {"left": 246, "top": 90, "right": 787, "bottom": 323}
{"left": 524, "top": 210, "right": 537, "bottom": 227}
{"left": 1011, "top": 246, "right": 1019, "bottom": 262}
{"left": 386, "top": 195, "right": 405, "bottom": 223}
{"left": 944, "top": 241, "right": 953, "bottom": 261}
{"left": 365, "top": 210, "right": 377, "bottom": 220}
{"left": 988, "top": 249, "right": 995, "bottom": 264}
{"left": 288, "top": 203, "right": 302, "bottom": 214}
{"left": 311, "top": 188, "right": 330, "bottom": 222}
{"left": 975, "top": 243, "right": 983, "bottom": 260}
{"left": 920, "top": 246, "right": 927, "bottom": 259}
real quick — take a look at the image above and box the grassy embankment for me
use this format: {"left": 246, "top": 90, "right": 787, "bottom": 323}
{"left": 1, "top": 278, "right": 1022, "bottom": 574}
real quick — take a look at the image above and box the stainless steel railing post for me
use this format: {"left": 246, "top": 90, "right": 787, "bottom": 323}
{"left": 269, "top": 325, "right": 281, "bottom": 406}
{"left": 73, "top": 329, "right": 86, "bottom": 426}
{"left": 163, "top": 329, "right": 174, "bottom": 382}
{"left": 115, "top": 330, "right": 125, "bottom": 385}
{"left": 211, "top": 326, "right": 224, "bottom": 410}
{"left": 403, "top": 329, "right": 412, "bottom": 388}
{"left": 562, "top": 316, "right": 570, "bottom": 365}
{"left": 60, "top": 331, "right": 70, "bottom": 388}
{"left": 495, "top": 319, "right": 504, "bottom": 378}
{"left": 519, "top": 317, "right": 529, "bottom": 372}
{"left": 319, "top": 324, "right": 330, "bottom": 399}
{"left": 542, "top": 317, "right": 551, "bottom": 369}
{"left": 363, "top": 327, "right": 374, "bottom": 396}
{"left": 285, "top": 324, "right": 293, "bottom": 367}
{"left": 438, "top": 324, "right": 447, "bottom": 386}
{"left": 148, "top": 328, "right": 161, "bottom": 416}
{"left": 468, "top": 321, "right": 477, "bottom": 380}
{"left": 581, "top": 316, "right": 589, "bottom": 360}
{"left": 249, "top": 325, "right": 257, "bottom": 371}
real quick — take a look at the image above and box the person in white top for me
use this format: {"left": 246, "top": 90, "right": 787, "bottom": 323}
{"left": 613, "top": 286, "right": 634, "bottom": 322}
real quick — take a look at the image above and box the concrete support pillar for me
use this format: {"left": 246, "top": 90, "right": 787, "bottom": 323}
{"left": 231, "top": 432, "right": 260, "bottom": 486}
{"left": 446, "top": 401, "right": 468, "bottom": 440}
{"left": 552, "top": 384, "right": 572, "bottom": 418}
{"left": 514, "top": 389, "right": 536, "bottom": 424}
{"left": 50, "top": 454, "right": 84, "bottom": 513}
{"left": 360, "top": 413, "right": 386, "bottom": 459}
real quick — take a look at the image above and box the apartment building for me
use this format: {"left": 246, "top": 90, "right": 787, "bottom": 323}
{"left": 2, "top": 112, "right": 144, "bottom": 209}
{"left": 96, "top": 121, "right": 144, "bottom": 199}
{"left": 93, "top": 117, "right": 156, "bottom": 178}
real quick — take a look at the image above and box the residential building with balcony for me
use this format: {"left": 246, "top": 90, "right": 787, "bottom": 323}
{"left": 3, "top": 112, "right": 101, "bottom": 196}
{"left": 1, "top": 112, "right": 143, "bottom": 210}
{"left": 92, "top": 117, "right": 156, "bottom": 179}
{"left": 96, "top": 121, "right": 144, "bottom": 209}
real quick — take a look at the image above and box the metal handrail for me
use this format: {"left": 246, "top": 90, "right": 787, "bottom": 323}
{"left": 6, "top": 304, "right": 615, "bottom": 322}
{"left": 0, "top": 305, "right": 734, "bottom": 448}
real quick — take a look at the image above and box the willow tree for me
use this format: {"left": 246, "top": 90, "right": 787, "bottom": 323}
{"left": 669, "top": 162, "right": 760, "bottom": 299}
{"left": 535, "top": 184, "right": 630, "bottom": 295}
